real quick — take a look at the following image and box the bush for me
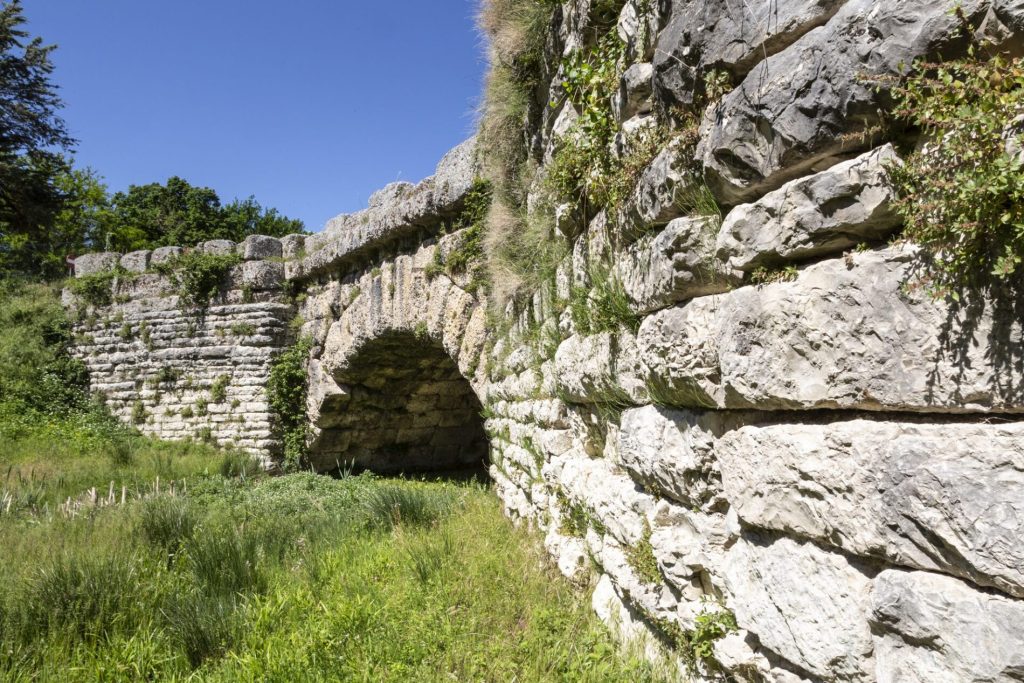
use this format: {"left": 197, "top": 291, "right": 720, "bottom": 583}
{"left": 0, "top": 279, "right": 90, "bottom": 417}
{"left": 266, "top": 337, "right": 313, "bottom": 468}
{"left": 66, "top": 269, "right": 119, "bottom": 308}
{"left": 887, "top": 50, "right": 1024, "bottom": 295}
{"left": 219, "top": 450, "right": 263, "bottom": 479}
{"left": 154, "top": 251, "right": 241, "bottom": 312}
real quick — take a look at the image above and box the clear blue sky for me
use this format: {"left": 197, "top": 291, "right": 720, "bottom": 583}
{"left": 22, "top": 0, "right": 487, "bottom": 232}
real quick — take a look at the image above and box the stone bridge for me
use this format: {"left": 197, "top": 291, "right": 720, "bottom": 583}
{"left": 64, "top": 0, "right": 1024, "bottom": 678}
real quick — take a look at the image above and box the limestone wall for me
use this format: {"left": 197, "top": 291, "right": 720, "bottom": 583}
{"left": 65, "top": 237, "right": 297, "bottom": 455}
{"left": 475, "top": 0, "right": 1024, "bottom": 680}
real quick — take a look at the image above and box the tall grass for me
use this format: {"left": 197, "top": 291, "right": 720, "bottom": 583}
{"left": 0, "top": 433, "right": 671, "bottom": 681}
{"left": 15, "top": 554, "right": 141, "bottom": 642}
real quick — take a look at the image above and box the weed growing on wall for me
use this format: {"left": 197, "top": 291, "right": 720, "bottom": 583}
{"left": 154, "top": 251, "right": 241, "bottom": 313}
{"left": 266, "top": 337, "right": 312, "bottom": 469}
{"left": 427, "top": 179, "right": 493, "bottom": 291}
{"left": 66, "top": 269, "right": 119, "bottom": 308}
{"left": 625, "top": 520, "right": 661, "bottom": 585}
{"left": 886, "top": 50, "right": 1024, "bottom": 295}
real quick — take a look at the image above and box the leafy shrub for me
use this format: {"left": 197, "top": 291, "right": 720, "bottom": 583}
{"left": 66, "top": 269, "right": 118, "bottom": 308}
{"left": 625, "top": 520, "right": 661, "bottom": 586}
{"left": 887, "top": 50, "right": 1024, "bottom": 294}
{"left": 155, "top": 251, "right": 241, "bottom": 312}
{"left": 210, "top": 374, "right": 230, "bottom": 403}
{"left": 0, "top": 280, "right": 90, "bottom": 416}
{"left": 267, "top": 337, "right": 313, "bottom": 468}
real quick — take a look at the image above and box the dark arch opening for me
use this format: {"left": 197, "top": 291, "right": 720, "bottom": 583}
{"left": 309, "top": 331, "right": 488, "bottom": 476}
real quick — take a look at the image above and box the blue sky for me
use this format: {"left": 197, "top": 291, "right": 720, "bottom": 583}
{"left": 22, "top": 1, "right": 487, "bottom": 232}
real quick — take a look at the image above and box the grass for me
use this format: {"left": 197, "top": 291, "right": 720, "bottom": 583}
{"left": 0, "top": 429, "right": 672, "bottom": 682}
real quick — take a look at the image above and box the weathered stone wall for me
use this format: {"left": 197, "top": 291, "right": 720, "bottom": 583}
{"left": 65, "top": 238, "right": 297, "bottom": 455}
{"left": 474, "top": 0, "right": 1024, "bottom": 680}
{"left": 64, "top": 0, "right": 1024, "bottom": 679}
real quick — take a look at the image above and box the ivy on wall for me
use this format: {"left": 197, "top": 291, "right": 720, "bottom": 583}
{"left": 266, "top": 337, "right": 312, "bottom": 469}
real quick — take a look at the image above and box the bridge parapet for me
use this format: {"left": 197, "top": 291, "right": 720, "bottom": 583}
{"left": 287, "top": 137, "right": 477, "bottom": 282}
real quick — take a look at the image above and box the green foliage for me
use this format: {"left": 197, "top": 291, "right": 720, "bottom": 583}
{"left": 358, "top": 484, "right": 458, "bottom": 531}
{"left": 218, "top": 450, "right": 263, "bottom": 479}
{"left": 161, "top": 590, "right": 240, "bottom": 668}
{"left": 130, "top": 400, "right": 147, "bottom": 425}
{"left": 16, "top": 554, "right": 139, "bottom": 641}
{"left": 477, "top": 0, "right": 559, "bottom": 206}
{"left": 97, "top": 176, "right": 305, "bottom": 253}
{"left": 137, "top": 496, "right": 197, "bottom": 566}
{"left": 0, "top": 421, "right": 670, "bottom": 682}
{"left": 229, "top": 322, "right": 255, "bottom": 337}
{"left": 690, "top": 605, "right": 738, "bottom": 668}
{"left": 887, "top": 50, "right": 1024, "bottom": 294}
{"left": 185, "top": 526, "right": 267, "bottom": 598}
{"left": 66, "top": 268, "right": 118, "bottom": 307}
{"left": 209, "top": 374, "right": 230, "bottom": 404}
{"left": 0, "top": 1, "right": 75, "bottom": 278}
{"left": 625, "top": 520, "right": 662, "bottom": 586}
{"left": 547, "top": 30, "right": 625, "bottom": 211}
{"left": 0, "top": 279, "right": 89, "bottom": 417}
{"left": 569, "top": 264, "right": 639, "bottom": 335}
{"left": 266, "top": 337, "right": 312, "bottom": 468}
{"left": 430, "top": 180, "right": 493, "bottom": 289}
{"left": 749, "top": 264, "right": 799, "bottom": 285}
{"left": 155, "top": 250, "right": 241, "bottom": 312}
{"left": 556, "top": 492, "right": 606, "bottom": 538}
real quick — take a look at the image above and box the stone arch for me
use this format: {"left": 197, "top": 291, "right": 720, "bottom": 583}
{"left": 304, "top": 263, "right": 490, "bottom": 474}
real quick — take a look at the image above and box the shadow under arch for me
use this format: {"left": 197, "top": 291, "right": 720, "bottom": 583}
{"left": 307, "top": 330, "right": 488, "bottom": 475}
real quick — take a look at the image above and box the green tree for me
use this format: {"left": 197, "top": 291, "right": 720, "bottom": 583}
{"left": 101, "top": 177, "right": 306, "bottom": 251}
{"left": 0, "top": 0, "right": 75, "bottom": 278}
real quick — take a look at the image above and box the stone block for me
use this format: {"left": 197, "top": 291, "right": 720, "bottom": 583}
{"left": 119, "top": 250, "right": 151, "bottom": 273}
{"left": 553, "top": 331, "right": 648, "bottom": 404}
{"left": 638, "top": 246, "right": 1024, "bottom": 413}
{"left": 151, "top": 246, "right": 183, "bottom": 266}
{"left": 715, "top": 145, "right": 902, "bottom": 272}
{"left": 74, "top": 252, "right": 120, "bottom": 277}
{"left": 871, "top": 569, "right": 1024, "bottom": 682}
{"left": 717, "top": 418, "right": 1024, "bottom": 598}
{"left": 615, "top": 216, "right": 737, "bottom": 315}
{"left": 202, "top": 239, "right": 236, "bottom": 255}
{"left": 697, "top": 0, "right": 986, "bottom": 204}
{"left": 723, "top": 535, "right": 874, "bottom": 681}
{"left": 280, "top": 233, "right": 306, "bottom": 260}
{"left": 240, "top": 234, "right": 283, "bottom": 261}
{"left": 234, "top": 261, "right": 285, "bottom": 291}
{"left": 613, "top": 62, "right": 653, "bottom": 123}
{"left": 619, "top": 406, "right": 734, "bottom": 508}
{"left": 653, "top": 0, "right": 843, "bottom": 110}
